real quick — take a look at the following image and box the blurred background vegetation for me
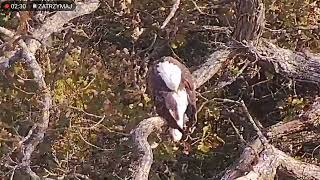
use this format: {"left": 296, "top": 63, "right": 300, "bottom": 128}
{"left": 0, "top": 0, "right": 319, "bottom": 179}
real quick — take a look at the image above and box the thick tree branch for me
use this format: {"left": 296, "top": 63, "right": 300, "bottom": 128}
{"left": 18, "top": 43, "right": 52, "bottom": 180}
{"left": 0, "top": 1, "right": 100, "bottom": 179}
{"left": 0, "top": 1, "right": 100, "bottom": 68}
{"left": 222, "top": 98, "right": 320, "bottom": 180}
{"left": 192, "top": 48, "right": 231, "bottom": 88}
{"left": 131, "top": 117, "right": 166, "bottom": 180}
{"left": 27, "top": 1, "right": 100, "bottom": 53}
{"left": 233, "top": 0, "right": 265, "bottom": 44}
{"left": 257, "top": 40, "right": 320, "bottom": 84}
{"left": 234, "top": 145, "right": 320, "bottom": 180}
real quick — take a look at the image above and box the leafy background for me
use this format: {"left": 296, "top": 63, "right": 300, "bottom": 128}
{"left": 0, "top": 0, "right": 319, "bottom": 179}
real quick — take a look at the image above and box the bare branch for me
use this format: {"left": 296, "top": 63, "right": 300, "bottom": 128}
{"left": 239, "top": 100, "right": 267, "bottom": 144}
{"left": 160, "top": 0, "right": 180, "bottom": 29}
{"left": 257, "top": 40, "right": 320, "bottom": 84}
{"left": 17, "top": 42, "right": 52, "bottom": 180}
{"left": 0, "top": 1, "right": 100, "bottom": 67}
{"left": 131, "top": 117, "right": 166, "bottom": 180}
{"left": 27, "top": 1, "right": 100, "bottom": 53}
{"left": 222, "top": 98, "right": 320, "bottom": 180}
{"left": 192, "top": 48, "right": 231, "bottom": 88}
{"left": 0, "top": 1, "right": 100, "bottom": 179}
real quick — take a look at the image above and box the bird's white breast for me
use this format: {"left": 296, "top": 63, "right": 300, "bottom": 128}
{"left": 172, "top": 89, "right": 188, "bottom": 124}
{"left": 170, "top": 89, "right": 188, "bottom": 141}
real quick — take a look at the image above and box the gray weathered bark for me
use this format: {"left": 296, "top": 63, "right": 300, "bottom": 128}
{"left": 222, "top": 98, "right": 320, "bottom": 180}
{"left": 0, "top": 1, "right": 100, "bottom": 179}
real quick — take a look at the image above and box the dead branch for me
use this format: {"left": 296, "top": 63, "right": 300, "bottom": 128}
{"left": 130, "top": 48, "right": 231, "bottom": 180}
{"left": 160, "top": 0, "right": 180, "bottom": 29}
{"left": 131, "top": 117, "right": 166, "bottom": 180}
{"left": 222, "top": 98, "right": 320, "bottom": 180}
{"left": 18, "top": 40, "right": 52, "bottom": 180}
{"left": 256, "top": 40, "right": 320, "bottom": 84}
{"left": 233, "top": 145, "right": 320, "bottom": 180}
{"left": 192, "top": 48, "right": 231, "bottom": 88}
{"left": 266, "top": 98, "right": 320, "bottom": 154}
{"left": 239, "top": 100, "right": 267, "bottom": 145}
{"left": 0, "top": 26, "right": 52, "bottom": 180}
{"left": 0, "top": 1, "right": 99, "bottom": 179}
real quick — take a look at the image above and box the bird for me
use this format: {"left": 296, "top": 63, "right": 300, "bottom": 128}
{"left": 146, "top": 56, "right": 197, "bottom": 142}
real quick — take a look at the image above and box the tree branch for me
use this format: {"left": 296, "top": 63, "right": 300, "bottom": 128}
{"left": 0, "top": 1, "right": 100, "bottom": 179}
{"left": 160, "top": 0, "right": 180, "bottom": 29}
{"left": 0, "top": 1, "right": 100, "bottom": 67}
{"left": 257, "top": 40, "right": 320, "bottom": 84}
{"left": 232, "top": 0, "right": 265, "bottom": 44}
{"left": 222, "top": 98, "right": 320, "bottom": 180}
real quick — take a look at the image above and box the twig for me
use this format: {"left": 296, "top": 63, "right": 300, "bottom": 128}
{"left": 312, "top": 144, "right": 320, "bottom": 158}
{"left": 81, "top": 115, "right": 106, "bottom": 130}
{"left": 12, "top": 84, "right": 36, "bottom": 95}
{"left": 195, "top": 97, "right": 267, "bottom": 145}
{"left": 138, "top": 33, "right": 158, "bottom": 55}
{"left": 215, "top": 60, "right": 251, "bottom": 90}
{"left": 77, "top": 131, "right": 113, "bottom": 151}
{"left": 227, "top": 118, "right": 246, "bottom": 146}
{"left": 160, "top": 0, "right": 181, "bottom": 29}
{"left": 239, "top": 100, "right": 268, "bottom": 145}
{"left": 81, "top": 76, "right": 96, "bottom": 90}
{"left": 191, "top": 0, "right": 220, "bottom": 17}
{"left": 69, "top": 106, "right": 104, "bottom": 119}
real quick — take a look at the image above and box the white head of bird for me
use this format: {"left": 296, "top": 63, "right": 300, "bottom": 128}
{"left": 156, "top": 61, "right": 182, "bottom": 92}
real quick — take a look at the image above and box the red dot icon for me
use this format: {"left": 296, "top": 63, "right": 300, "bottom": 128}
{"left": 4, "top": 3, "right": 10, "bottom": 9}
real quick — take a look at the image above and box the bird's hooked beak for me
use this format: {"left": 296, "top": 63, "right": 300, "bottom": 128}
{"left": 169, "top": 109, "right": 179, "bottom": 121}
{"left": 174, "top": 86, "right": 179, "bottom": 93}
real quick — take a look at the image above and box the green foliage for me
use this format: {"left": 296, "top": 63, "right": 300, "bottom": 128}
{"left": 264, "top": 0, "right": 320, "bottom": 51}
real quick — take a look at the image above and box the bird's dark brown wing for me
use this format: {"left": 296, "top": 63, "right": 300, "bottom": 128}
{"left": 184, "top": 81, "right": 197, "bottom": 121}
{"left": 183, "top": 76, "right": 197, "bottom": 122}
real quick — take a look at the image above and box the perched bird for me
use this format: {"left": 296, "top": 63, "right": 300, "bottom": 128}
{"left": 146, "top": 57, "right": 197, "bottom": 141}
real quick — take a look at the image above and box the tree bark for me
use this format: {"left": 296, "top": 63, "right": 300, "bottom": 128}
{"left": 0, "top": 1, "right": 100, "bottom": 179}
{"left": 233, "top": 0, "right": 265, "bottom": 44}
{"left": 222, "top": 98, "right": 320, "bottom": 180}
{"left": 256, "top": 40, "right": 320, "bottom": 83}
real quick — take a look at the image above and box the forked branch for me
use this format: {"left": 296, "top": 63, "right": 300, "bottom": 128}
{"left": 0, "top": 1, "right": 100, "bottom": 179}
